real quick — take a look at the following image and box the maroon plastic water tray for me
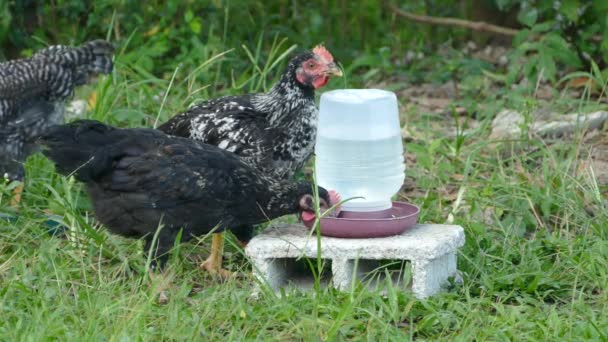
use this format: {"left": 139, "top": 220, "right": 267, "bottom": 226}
{"left": 302, "top": 201, "right": 420, "bottom": 238}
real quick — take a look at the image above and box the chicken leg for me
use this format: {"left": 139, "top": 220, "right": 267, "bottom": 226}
{"left": 148, "top": 269, "right": 172, "bottom": 305}
{"left": 10, "top": 184, "right": 24, "bottom": 209}
{"left": 200, "top": 233, "right": 233, "bottom": 279}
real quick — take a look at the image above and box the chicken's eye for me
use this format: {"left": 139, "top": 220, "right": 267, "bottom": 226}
{"left": 307, "top": 62, "right": 316, "bottom": 68}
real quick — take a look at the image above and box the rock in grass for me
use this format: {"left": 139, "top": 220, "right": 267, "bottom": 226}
{"left": 532, "top": 111, "right": 608, "bottom": 137}
{"left": 490, "top": 109, "right": 525, "bottom": 139}
{"left": 490, "top": 110, "right": 608, "bottom": 139}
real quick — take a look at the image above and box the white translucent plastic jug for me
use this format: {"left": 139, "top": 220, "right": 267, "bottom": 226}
{"left": 315, "top": 89, "right": 405, "bottom": 212}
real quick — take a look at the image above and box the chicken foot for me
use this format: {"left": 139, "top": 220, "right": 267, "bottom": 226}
{"left": 10, "top": 184, "right": 24, "bottom": 209}
{"left": 200, "top": 233, "right": 233, "bottom": 279}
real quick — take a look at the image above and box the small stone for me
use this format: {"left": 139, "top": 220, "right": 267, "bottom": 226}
{"left": 157, "top": 290, "right": 169, "bottom": 305}
{"left": 405, "top": 51, "right": 416, "bottom": 62}
{"left": 490, "top": 109, "right": 525, "bottom": 139}
{"left": 498, "top": 55, "right": 508, "bottom": 66}
{"left": 483, "top": 45, "right": 493, "bottom": 57}
{"left": 401, "top": 126, "right": 413, "bottom": 142}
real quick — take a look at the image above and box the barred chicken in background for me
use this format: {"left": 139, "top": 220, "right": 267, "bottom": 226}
{"left": 158, "top": 45, "right": 341, "bottom": 276}
{"left": 0, "top": 40, "right": 114, "bottom": 206}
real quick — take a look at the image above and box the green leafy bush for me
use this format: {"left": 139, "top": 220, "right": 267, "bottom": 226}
{"left": 2, "top": 1, "right": 606, "bottom": 89}
{"left": 499, "top": 0, "right": 608, "bottom": 85}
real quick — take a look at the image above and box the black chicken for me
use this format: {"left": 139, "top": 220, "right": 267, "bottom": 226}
{"left": 0, "top": 40, "right": 114, "bottom": 207}
{"left": 40, "top": 120, "right": 330, "bottom": 274}
{"left": 158, "top": 45, "right": 341, "bottom": 275}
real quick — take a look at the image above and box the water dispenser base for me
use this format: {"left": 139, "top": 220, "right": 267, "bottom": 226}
{"left": 302, "top": 201, "right": 420, "bottom": 238}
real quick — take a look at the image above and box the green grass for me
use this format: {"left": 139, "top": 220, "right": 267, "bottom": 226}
{"left": 2, "top": 7, "right": 608, "bottom": 340}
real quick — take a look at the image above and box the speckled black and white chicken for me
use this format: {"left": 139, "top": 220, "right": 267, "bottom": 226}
{"left": 158, "top": 45, "right": 341, "bottom": 275}
{"left": 0, "top": 40, "right": 114, "bottom": 206}
{"left": 158, "top": 45, "right": 342, "bottom": 180}
{"left": 40, "top": 120, "right": 330, "bottom": 274}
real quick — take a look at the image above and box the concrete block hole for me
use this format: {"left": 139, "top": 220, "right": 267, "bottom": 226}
{"left": 353, "top": 259, "right": 413, "bottom": 291}
{"left": 274, "top": 257, "right": 333, "bottom": 290}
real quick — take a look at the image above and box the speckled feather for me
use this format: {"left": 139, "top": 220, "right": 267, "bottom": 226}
{"left": 158, "top": 52, "right": 320, "bottom": 180}
{"left": 0, "top": 40, "right": 113, "bottom": 181}
{"left": 40, "top": 120, "right": 328, "bottom": 266}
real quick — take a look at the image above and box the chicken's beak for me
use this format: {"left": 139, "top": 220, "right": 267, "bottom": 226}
{"left": 326, "top": 63, "right": 343, "bottom": 77}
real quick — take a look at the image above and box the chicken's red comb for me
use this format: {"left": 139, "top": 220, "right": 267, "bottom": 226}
{"left": 326, "top": 190, "right": 342, "bottom": 218}
{"left": 313, "top": 45, "right": 334, "bottom": 64}
{"left": 329, "top": 190, "right": 341, "bottom": 208}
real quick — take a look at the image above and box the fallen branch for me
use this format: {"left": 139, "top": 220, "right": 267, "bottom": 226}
{"left": 386, "top": 2, "right": 519, "bottom": 37}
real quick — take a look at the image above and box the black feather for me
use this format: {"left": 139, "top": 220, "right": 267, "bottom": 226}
{"left": 40, "top": 120, "right": 329, "bottom": 268}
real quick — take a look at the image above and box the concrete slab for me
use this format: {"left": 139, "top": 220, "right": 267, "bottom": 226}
{"left": 246, "top": 223, "right": 465, "bottom": 298}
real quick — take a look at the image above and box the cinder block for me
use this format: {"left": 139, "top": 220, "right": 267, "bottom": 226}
{"left": 245, "top": 224, "right": 465, "bottom": 299}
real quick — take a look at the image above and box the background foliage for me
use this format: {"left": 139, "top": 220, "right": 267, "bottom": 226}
{"left": 2, "top": 0, "right": 607, "bottom": 87}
